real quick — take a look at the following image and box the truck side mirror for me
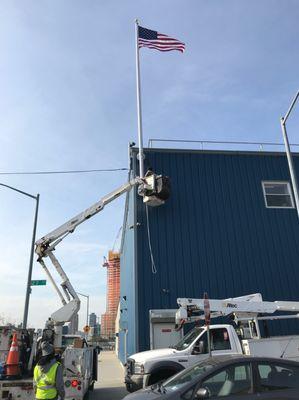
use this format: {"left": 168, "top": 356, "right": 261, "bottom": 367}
{"left": 195, "top": 388, "right": 209, "bottom": 399}
{"left": 192, "top": 341, "right": 205, "bottom": 355}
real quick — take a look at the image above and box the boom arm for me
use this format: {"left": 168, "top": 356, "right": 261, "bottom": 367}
{"left": 176, "top": 293, "right": 299, "bottom": 325}
{"left": 35, "top": 178, "right": 141, "bottom": 332}
{"left": 36, "top": 178, "right": 140, "bottom": 258}
{"left": 35, "top": 171, "right": 170, "bottom": 334}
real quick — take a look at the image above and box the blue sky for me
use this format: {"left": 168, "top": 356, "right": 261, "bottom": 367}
{"left": 0, "top": 0, "right": 299, "bottom": 329}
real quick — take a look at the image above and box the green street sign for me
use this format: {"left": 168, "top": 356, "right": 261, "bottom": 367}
{"left": 31, "top": 280, "right": 47, "bottom": 286}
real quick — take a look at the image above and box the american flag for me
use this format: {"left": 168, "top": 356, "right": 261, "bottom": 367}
{"left": 138, "top": 26, "right": 185, "bottom": 53}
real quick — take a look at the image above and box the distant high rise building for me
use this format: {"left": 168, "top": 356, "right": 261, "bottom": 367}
{"left": 95, "top": 323, "right": 101, "bottom": 336}
{"left": 101, "top": 251, "right": 120, "bottom": 338}
{"left": 89, "top": 312, "right": 97, "bottom": 327}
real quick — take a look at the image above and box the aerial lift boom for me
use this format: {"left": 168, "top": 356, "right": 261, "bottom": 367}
{"left": 176, "top": 293, "right": 299, "bottom": 337}
{"left": 35, "top": 172, "right": 170, "bottom": 346}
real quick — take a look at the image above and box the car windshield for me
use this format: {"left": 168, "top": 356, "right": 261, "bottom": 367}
{"left": 173, "top": 327, "right": 204, "bottom": 351}
{"left": 163, "top": 361, "right": 214, "bottom": 392}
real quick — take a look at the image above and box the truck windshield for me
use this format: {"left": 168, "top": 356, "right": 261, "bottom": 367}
{"left": 172, "top": 327, "right": 204, "bottom": 351}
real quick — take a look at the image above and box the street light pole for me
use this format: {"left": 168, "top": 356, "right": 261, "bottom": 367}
{"left": 23, "top": 193, "right": 40, "bottom": 328}
{"left": 280, "top": 90, "right": 299, "bottom": 219}
{"left": 0, "top": 183, "right": 40, "bottom": 328}
{"left": 87, "top": 295, "right": 89, "bottom": 327}
{"left": 77, "top": 292, "right": 90, "bottom": 327}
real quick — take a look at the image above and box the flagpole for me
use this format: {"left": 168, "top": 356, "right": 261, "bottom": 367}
{"left": 135, "top": 18, "right": 144, "bottom": 178}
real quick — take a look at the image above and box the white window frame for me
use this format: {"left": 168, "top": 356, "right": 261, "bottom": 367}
{"left": 262, "top": 181, "right": 295, "bottom": 209}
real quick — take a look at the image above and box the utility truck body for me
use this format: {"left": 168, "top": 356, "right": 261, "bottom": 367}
{"left": 125, "top": 293, "right": 299, "bottom": 392}
{"left": 242, "top": 335, "right": 299, "bottom": 360}
{"left": 0, "top": 380, "right": 33, "bottom": 400}
{"left": 63, "top": 346, "right": 97, "bottom": 399}
{"left": 0, "top": 328, "right": 97, "bottom": 400}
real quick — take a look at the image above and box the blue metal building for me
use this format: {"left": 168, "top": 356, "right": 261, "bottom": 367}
{"left": 118, "top": 146, "right": 299, "bottom": 364}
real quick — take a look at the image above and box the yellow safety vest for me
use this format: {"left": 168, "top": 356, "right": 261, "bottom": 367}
{"left": 34, "top": 362, "right": 60, "bottom": 399}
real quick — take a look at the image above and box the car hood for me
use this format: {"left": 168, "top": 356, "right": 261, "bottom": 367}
{"left": 129, "top": 348, "right": 178, "bottom": 363}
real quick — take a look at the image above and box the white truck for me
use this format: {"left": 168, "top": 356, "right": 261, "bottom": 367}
{"left": 125, "top": 293, "right": 299, "bottom": 392}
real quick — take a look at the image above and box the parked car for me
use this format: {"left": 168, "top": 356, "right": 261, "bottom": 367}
{"left": 123, "top": 355, "right": 299, "bottom": 399}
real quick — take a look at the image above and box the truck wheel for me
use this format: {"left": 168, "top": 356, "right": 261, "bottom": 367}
{"left": 148, "top": 370, "right": 176, "bottom": 386}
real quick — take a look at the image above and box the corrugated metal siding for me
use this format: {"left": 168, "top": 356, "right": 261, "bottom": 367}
{"left": 133, "top": 150, "right": 299, "bottom": 352}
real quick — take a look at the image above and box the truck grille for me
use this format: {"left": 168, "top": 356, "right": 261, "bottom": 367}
{"left": 126, "top": 359, "right": 135, "bottom": 375}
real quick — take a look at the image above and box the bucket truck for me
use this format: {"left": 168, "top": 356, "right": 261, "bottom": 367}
{"left": 0, "top": 170, "right": 170, "bottom": 400}
{"left": 125, "top": 293, "right": 299, "bottom": 392}
{"left": 35, "top": 171, "right": 169, "bottom": 345}
{"left": 32, "top": 170, "right": 170, "bottom": 399}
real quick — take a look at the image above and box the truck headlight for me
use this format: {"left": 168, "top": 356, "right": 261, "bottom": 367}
{"left": 134, "top": 363, "right": 144, "bottom": 374}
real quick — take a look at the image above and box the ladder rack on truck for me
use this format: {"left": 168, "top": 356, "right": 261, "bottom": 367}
{"left": 175, "top": 293, "right": 299, "bottom": 338}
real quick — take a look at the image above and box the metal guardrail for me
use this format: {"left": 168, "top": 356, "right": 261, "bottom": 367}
{"left": 148, "top": 139, "right": 299, "bottom": 152}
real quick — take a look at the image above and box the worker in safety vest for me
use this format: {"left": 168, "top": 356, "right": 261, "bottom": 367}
{"left": 33, "top": 342, "right": 65, "bottom": 400}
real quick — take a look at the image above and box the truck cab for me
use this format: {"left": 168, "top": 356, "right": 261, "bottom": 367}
{"left": 125, "top": 324, "right": 242, "bottom": 392}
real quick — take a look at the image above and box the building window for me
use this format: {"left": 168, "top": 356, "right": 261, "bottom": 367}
{"left": 262, "top": 181, "right": 294, "bottom": 209}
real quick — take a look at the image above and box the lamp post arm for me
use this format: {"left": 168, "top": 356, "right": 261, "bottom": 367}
{"left": 283, "top": 91, "right": 299, "bottom": 123}
{"left": 0, "top": 183, "right": 37, "bottom": 200}
{"left": 77, "top": 292, "right": 88, "bottom": 299}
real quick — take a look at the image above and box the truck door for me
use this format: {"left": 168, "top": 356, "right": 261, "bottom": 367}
{"left": 210, "top": 327, "right": 234, "bottom": 354}
{"left": 187, "top": 327, "right": 237, "bottom": 368}
{"left": 186, "top": 331, "right": 209, "bottom": 368}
